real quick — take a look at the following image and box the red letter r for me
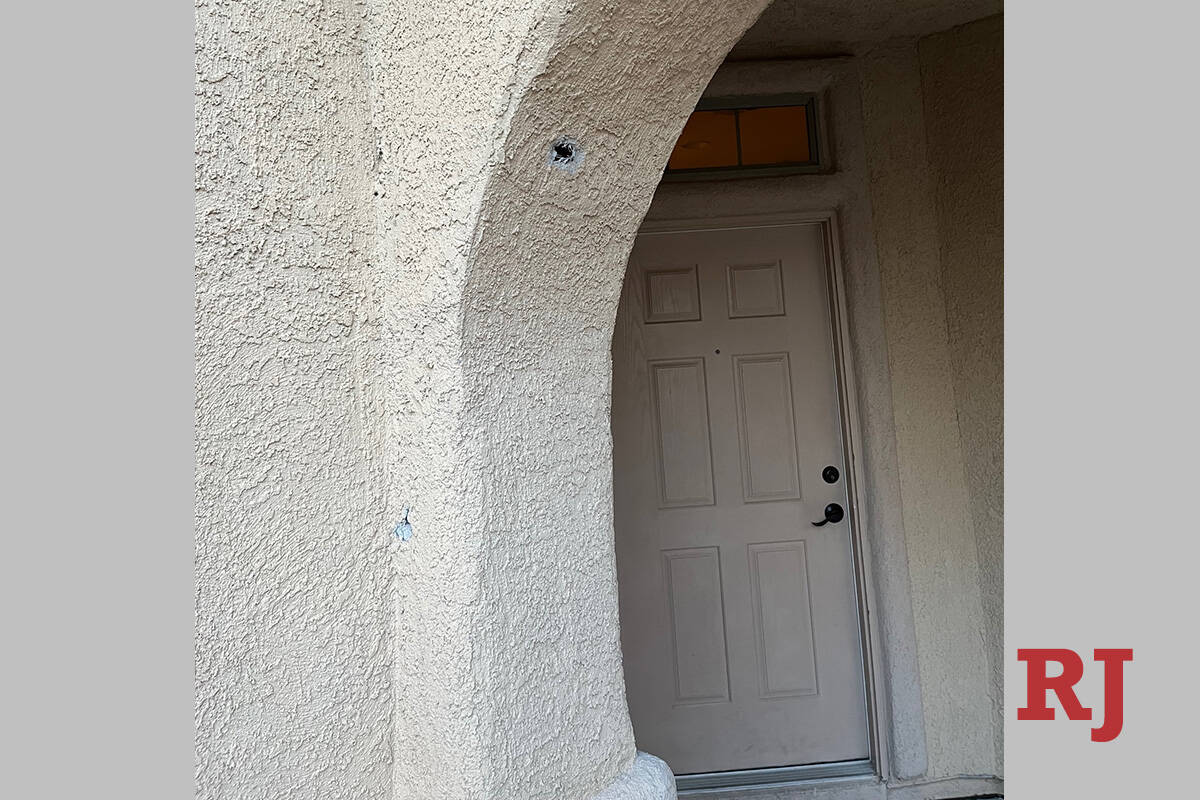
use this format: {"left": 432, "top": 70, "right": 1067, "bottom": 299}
{"left": 1018, "top": 648, "right": 1092, "bottom": 721}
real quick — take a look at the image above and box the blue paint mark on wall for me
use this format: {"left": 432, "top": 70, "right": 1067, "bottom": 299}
{"left": 393, "top": 507, "right": 413, "bottom": 542}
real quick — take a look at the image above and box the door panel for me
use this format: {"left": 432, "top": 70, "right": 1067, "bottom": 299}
{"left": 748, "top": 540, "right": 819, "bottom": 699}
{"left": 649, "top": 358, "right": 716, "bottom": 508}
{"left": 732, "top": 353, "right": 802, "bottom": 502}
{"left": 662, "top": 547, "right": 731, "bottom": 705}
{"left": 612, "top": 222, "right": 869, "bottom": 776}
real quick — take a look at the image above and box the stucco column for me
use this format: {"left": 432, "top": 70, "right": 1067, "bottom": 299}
{"left": 859, "top": 41, "right": 997, "bottom": 779}
{"left": 198, "top": 0, "right": 774, "bottom": 797}
{"left": 369, "top": 1, "right": 770, "bottom": 798}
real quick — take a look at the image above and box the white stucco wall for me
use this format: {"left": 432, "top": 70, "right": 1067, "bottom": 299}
{"left": 918, "top": 15, "right": 1004, "bottom": 771}
{"left": 378, "top": 2, "right": 772, "bottom": 796}
{"left": 194, "top": 1, "right": 392, "bottom": 798}
{"left": 859, "top": 28, "right": 1001, "bottom": 780}
{"left": 197, "top": 1, "right": 771, "bottom": 798}
{"left": 363, "top": 2, "right": 571, "bottom": 797}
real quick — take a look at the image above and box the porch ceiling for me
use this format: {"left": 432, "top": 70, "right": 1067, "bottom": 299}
{"left": 729, "top": 0, "right": 1002, "bottom": 59}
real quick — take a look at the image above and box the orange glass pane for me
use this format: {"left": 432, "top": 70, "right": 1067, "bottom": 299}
{"left": 737, "top": 106, "right": 811, "bottom": 166}
{"left": 667, "top": 110, "right": 739, "bottom": 170}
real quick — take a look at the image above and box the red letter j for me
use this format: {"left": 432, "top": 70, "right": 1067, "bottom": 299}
{"left": 1091, "top": 649, "right": 1133, "bottom": 742}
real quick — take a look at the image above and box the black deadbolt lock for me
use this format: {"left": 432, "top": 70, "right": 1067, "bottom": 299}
{"left": 822, "top": 465, "right": 840, "bottom": 484}
{"left": 811, "top": 503, "right": 845, "bottom": 527}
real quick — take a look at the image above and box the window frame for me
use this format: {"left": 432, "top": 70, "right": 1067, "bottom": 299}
{"left": 662, "top": 93, "right": 825, "bottom": 182}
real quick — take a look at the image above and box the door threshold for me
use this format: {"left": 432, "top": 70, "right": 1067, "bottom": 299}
{"left": 675, "top": 758, "right": 874, "bottom": 793}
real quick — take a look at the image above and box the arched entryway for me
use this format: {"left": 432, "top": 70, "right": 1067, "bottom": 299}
{"left": 194, "top": 0, "right": 1002, "bottom": 796}
{"left": 417, "top": 2, "right": 779, "bottom": 797}
{"left": 386, "top": 1, "right": 996, "bottom": 798}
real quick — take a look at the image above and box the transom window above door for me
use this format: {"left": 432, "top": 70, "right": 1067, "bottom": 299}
{"left": 665, "top": 94, "right": 822, "bottom": 179}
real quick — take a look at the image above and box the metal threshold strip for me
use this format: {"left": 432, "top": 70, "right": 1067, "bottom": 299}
{"left": 675, "top": 758, "right": 874, "bottom": 794}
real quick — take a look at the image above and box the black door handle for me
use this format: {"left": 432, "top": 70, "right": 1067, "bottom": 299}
{"left": 811, "top": 503, "right": 845, "bottom": 527}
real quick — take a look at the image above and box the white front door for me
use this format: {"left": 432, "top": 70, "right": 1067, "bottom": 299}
{"left": 612, "top": 220, "right": 870, "bottom": 777}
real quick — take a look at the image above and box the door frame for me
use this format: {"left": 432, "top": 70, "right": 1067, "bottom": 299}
{"left": 630, "top": 209, "right": 892, "bottom": 791}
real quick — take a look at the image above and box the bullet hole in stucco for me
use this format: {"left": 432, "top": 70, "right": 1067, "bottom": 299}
{"left": 393, "top": 507, "right": 413, "bottom": 542}
{"left": 548, "top": 137, "right": 583, "bottom": 174}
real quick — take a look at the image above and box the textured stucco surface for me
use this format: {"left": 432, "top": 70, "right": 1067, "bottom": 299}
{"left": 592, "top": 753, "right": 677, "bottom": 800}
{"left": 859, "top": 37, "right": 998, "bottom": 779}
{"left": 424, "top": 3, "right": 773, "bottom": 797}
{"left": 367, "top": 0, "right": 770, "bottom": 798}
{"left": 194, "top": 1, "right": 392, "bottom": 799}
{"left": 363, "top": 2, "right": 566, "bottom": 797}
{"left": 195, "top": 0, "right": 770, "bottom": 795}
{"left": 918, "top": 15, "right": 1004, "bottom": 772}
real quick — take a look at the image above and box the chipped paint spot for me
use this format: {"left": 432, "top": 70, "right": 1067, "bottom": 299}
{"left": 393, "top": 507, "right": 413, "bottom": 541}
